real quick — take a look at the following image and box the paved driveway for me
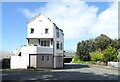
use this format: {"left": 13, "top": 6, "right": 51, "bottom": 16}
{"left": 1, "top": 63, "right": 119, "bottom": 81}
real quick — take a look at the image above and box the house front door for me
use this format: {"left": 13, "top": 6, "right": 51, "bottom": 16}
{"left": 29, "top": 54, "right": 37, "bottom": 68}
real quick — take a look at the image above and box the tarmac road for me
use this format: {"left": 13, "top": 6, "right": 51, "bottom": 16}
{"left": 1, "top": 63, "right": 119, "bottom": 81}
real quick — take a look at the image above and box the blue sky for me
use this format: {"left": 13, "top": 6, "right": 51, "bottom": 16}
{"left": 2, "top": 2, "right": 118, "bottom": 52}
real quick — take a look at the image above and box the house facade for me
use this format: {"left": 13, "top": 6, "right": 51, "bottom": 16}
{"left": 10, "top": 14, "right": 64, "bottom": 69}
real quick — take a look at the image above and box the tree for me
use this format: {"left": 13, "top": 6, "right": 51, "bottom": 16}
{"left": 95, "top": 34, "right": 112, "bottom": 51}
{"left": 103, "top": 46, "right": 118, "bottom": 64}
{"left": 76, "top": 39, "right": 96, "bottom": 61}
{"left": 110, "top": 39, "right": 119, "bottom": 50}
{"left": 118, "top": 38, "right": 120, "bottom": 49}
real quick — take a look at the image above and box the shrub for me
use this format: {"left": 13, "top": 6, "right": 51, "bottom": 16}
{"left": 103, "top": 46, "right": 118, "bottom": 64}
{"left": 90, "top": 52, "right": 103, "bottom": 62}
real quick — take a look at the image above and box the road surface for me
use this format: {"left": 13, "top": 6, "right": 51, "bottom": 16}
{"left": 1, "top": 63, "right": 119, "bottom": 81}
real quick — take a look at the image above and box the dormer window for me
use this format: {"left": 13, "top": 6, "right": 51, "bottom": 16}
{"left": 45, "top": 28, "right": 49, "bottom": 34}
{"left": 30, "top": 28, "right": 34, "bottom": 34}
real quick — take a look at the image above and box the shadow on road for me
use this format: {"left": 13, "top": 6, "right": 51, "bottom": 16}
{"left": 64, "top": 63, "right": 90, "bottom": 69}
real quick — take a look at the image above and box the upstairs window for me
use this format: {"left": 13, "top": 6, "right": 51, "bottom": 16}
{"left": 45, "top": 28, "right": 49, "bottom": 34}
{"left": 41, "top": 40, "right": 50, "bottom": 47}
{"left": 39, "top": 20, "right": 43, "bottom": 22}
{"left": 30, "top": 28, "right": 34, "bottom": 34}
{"left": 56, "top": 41, "right": 63, "bottom": 50}
{"left": 60, "top": 43, "right": 63, "bottom": 49}
{"left": 56, "top": 41, "right": 59, "bottom": 49}
{"left": 56, "top": 30, "right": 59, "bottom": 37}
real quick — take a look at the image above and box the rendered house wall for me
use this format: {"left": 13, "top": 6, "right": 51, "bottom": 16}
{"left": 53, "top": 25, "right": 64, "bottom": 68}
{"left": 27, "top": 14, "right": 54, "bottom": 39}
{"left": 10, "top": 56, "right": 27, "bottom": 69}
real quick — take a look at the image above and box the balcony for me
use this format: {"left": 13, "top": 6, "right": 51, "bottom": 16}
{"left": 20, "top": 46, "right": 53, "bottom": 54}
{"left": 37, "top": 46, "right": 53, "bottom": 54}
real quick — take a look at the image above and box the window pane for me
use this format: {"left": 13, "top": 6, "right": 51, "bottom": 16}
{"left": 60, "top": 43, "right": 62, "bottom": 49}
{"left": 57, "top": 42, "right": 59, "bottom": 49}
{"left": 45, "top": 28, "right": 48, "bottom": 34}
{"left": 30, "top": 28, "right": 34, "bottom": 33}
{"left": 41, "top": 41, "right": 43, "bottom": 46}
{"left": 57, "top": 32, "right": 59, "bottom": 37}
{"left": 46, "top": 41, "right": 50, "bottom": 46}
{"left": 44, "top": 41, "right": 46, "bottom": 46}
{"left": 47, "top": 56, "right": 50, "bottom": 61}
{"left": 42, "top": 56, "right": 44, "bottom": 61}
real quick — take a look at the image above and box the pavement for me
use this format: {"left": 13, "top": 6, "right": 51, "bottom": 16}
{"left": 1, "top": 63, "right": 120, "bottom": 81}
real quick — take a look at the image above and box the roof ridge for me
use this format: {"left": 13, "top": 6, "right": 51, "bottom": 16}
{"left": 27, "top": 13, "right": 41, "bottom": 24}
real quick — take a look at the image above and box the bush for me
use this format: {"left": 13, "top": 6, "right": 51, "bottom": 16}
{"left": 90, "top": 52, "right": 103, "bottom": 62}
{"left": 103, "top": 46, "right": 118, "bottom": 64}
{"left": 72, "top": 55, "right": 81, "bottom": 63}
{"left": 72, "top": 55, "right": 95, "bottom": 64}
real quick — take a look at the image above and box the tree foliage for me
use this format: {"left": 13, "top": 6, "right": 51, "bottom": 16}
{"left": 95, "top": 34, "right": 111, "bottom": 51}
{"left": 90, "top": 52, "right": 103, "bottom": 62}
{"left": 76, "top": 39, "right": 96, "bottom": 61}
{"left": 103, "top": 46, "right": 118, "bottom": 63}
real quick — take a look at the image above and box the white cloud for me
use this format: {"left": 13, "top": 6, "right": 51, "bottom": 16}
{"left": 89, "top": 2, "right": 118, "bottom": 39}
{"left": 19, "top": 1, "right": 118, "bottom": 40}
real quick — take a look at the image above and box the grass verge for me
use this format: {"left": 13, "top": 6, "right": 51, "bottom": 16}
{"left": 72, "top": 55, "right": 95, "bottom": 65}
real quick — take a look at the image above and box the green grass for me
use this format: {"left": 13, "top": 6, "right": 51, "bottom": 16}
{"left": 72, "top": 60, "right": 95, "bottom": 64}
{"left": 72, "top": 55, "right": 95, "bottom": 65}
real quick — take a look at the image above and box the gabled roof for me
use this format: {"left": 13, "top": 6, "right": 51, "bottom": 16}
{"left": 27, "top": 13, "right": 42, "bottom": 24}
{"left": 27, "top": 13, "right": 63, "bottom": 34}
{"left": 27, "top": 13, "right": 53, "bottom": 24}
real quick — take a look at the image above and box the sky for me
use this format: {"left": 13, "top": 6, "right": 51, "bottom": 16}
{"left": 2, "top": 1, "right": 118, "bottom": 52}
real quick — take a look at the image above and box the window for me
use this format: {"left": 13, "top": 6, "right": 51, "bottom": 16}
{"left": 41, "top": 41, "right": 43, "bottom": 46}
{"left": 47, "top": 56, "right": 50, "bottom": 61}
{"left": 46, "top": 41, "right": 50, "bottom": 46}
{"left": 39, "top": 20, "right": 42, "bottom": 22}
{"left": 57, "top": 41, "right": 59, "bottom": 49}
{"left": 41, "top": 40, "right": 50, "bottom": 47}
{"left": 56, "top": 30, "right": 59, "bottom": 37}
{"left": 18, "top": 52, "right": 21, "bottom": 56}
{"left": 42, "top": 56, "right": 44, "bottom": 61}
{"left": 44, "top": 41, "right": 46, "bottom": 46}
{"left": 30, "top": 28, "right": 34, "bottom": 34}
{"left": 56, "top": 42, "right": 63, "bottom": 50}
{"left": 45, "top": 28, "right": 49, "bottom": 34}
{"left": 60, "top": 43, "right": 62, "bottom": 49}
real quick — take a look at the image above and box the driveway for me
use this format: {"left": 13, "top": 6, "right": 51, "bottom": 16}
{"left": 1, "top": 63, "right": 119, "bottom": 81}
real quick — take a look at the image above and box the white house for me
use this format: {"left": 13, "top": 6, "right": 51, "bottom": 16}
{"left": 10, "top": 13, "right": 64, "bottom": 69}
